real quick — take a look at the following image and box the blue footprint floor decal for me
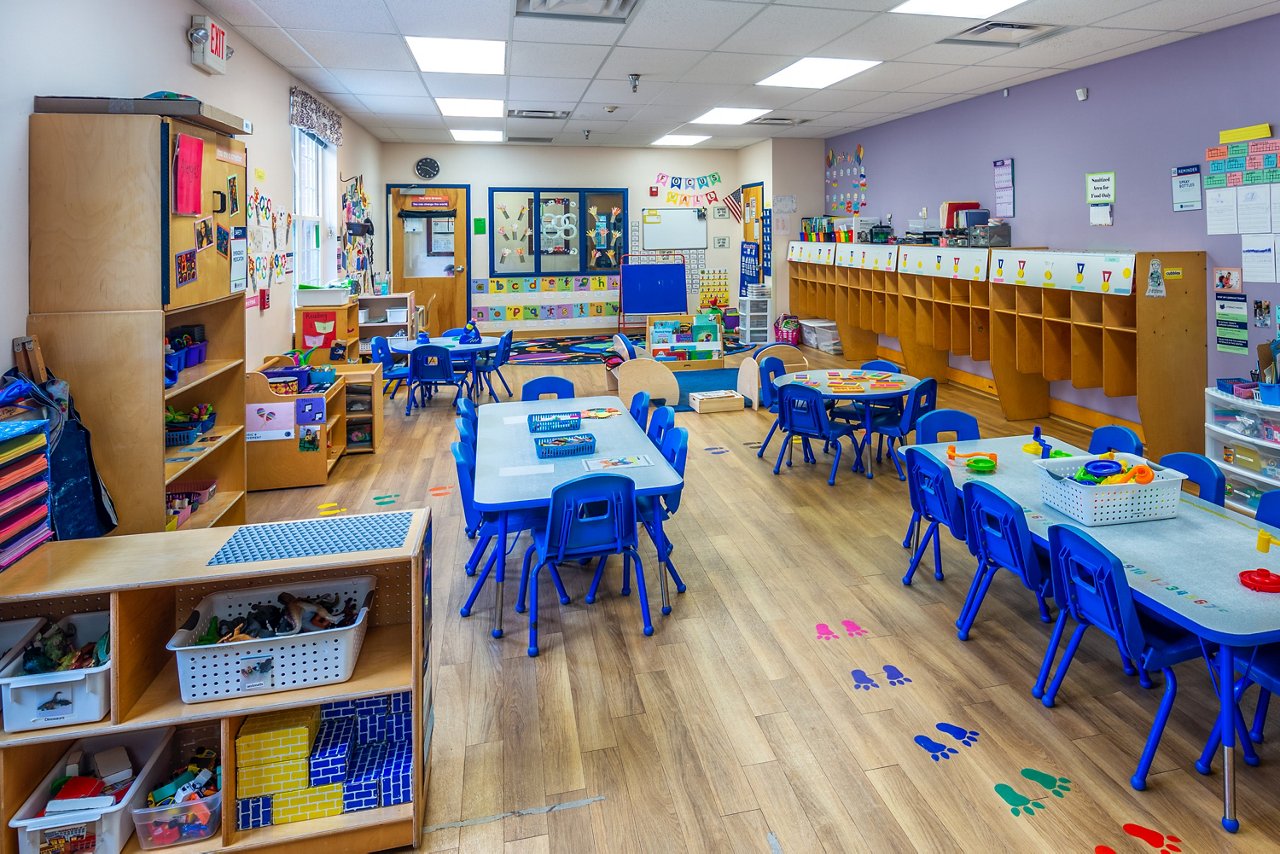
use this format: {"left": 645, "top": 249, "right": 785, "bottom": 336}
{"left": 850, "top": 669, "right": 880, "bottom": 690}
{"left": 936, "top": 721, "right": 980, "bottom": 747}
{"left": 884, "top": 665, "right": 911, "bottom": 686}
{"left": 914, "top": 735, "right": 959, "bottom": 761}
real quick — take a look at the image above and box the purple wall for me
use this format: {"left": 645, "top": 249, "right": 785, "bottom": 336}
{"left": 826, "top": 14, "right": 1280, "bottom": 421}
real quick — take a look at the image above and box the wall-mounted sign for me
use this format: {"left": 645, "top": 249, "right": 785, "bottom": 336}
{"left": 1085, "top": 171, "right": 1116, "bottom": 204}
{"left": 190, "top": 15, "right": 229, "bottom": 76}
{"left": 410, "top": 195, "right": 451, "bottom": 208}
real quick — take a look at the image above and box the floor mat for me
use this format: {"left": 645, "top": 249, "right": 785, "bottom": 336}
{"left": 511, "top": 333, "right": 753, "bottom": 365}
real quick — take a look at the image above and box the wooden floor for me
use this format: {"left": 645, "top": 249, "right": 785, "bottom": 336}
{"left": 248, "top": 349, "right": 1280, "bottom": 853}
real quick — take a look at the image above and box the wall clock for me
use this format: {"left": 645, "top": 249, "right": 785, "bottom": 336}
{"left": 414, "top": 157, "right": 440, "bottom": 180}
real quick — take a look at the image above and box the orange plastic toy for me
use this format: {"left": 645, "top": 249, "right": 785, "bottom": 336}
{"left": 946, "top": 445, "right": 997, "bottom": 465}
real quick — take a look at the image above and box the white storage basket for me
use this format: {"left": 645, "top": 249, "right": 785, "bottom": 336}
{"left": 165, "top": 576, "right": 376, "bottom": 704}
{"left": 0, "top": 617, "right": 46, "bottom": 677}
{"left": 0, "top": 612, "right": 111, "bottom": 733}
{"left": 1034, "top": 453, "right": 1187, "bottom": 527}
{"left": 9, "top": 727, "right": 174, "bottom": 854}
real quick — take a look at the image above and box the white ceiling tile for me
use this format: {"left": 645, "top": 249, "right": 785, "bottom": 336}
{"left": 330, "top": 70, "right": 427, "bottom": 96}
{"left": 997, "top": 67, "right": 1066, "bottom": 88}
{"left": 195, "top": 0, "right": 277, "bottom": 28}
{"left": 773, "top": 124, "right": 833, "bottom": 138}
{"left": 582, "top": 78, "right": 670, "bottom": 103}
{"left": 562, "top": 119, "right": 629, "bottom": 132}
{"left": 647, "top": 82, "right": 756, "bottom": 106}
{"left": 737, "top": 85, "right": 819, "bottom": 108}
{"left": 892, "top": 42, "right": 1022, "bottom": 65}
{"left": 1101, "top": 0, "right": 1270, "bottom": 30}
{"left": 831, "top": 61, "right": 957, "bottom": 91}
{"left": 358, "top": 94, "right": 440, "bottom": 115}
{"left": 618, "top": 0, "right": 764, "bottom": 50}
{"left": 513, "top": 16, "right": 624, "bottom": 45}
{"left": 384, "top": 0, "right": 512, "bottom": 39}
{"left": 784, "top": 88, "right": 889, "bottom": 111}
{"left": 317, "top": 92, "right": 366, "bottom": 112}
{"left": 1186, "top": 1, "right": 1280, "bottom": 31}
{"left": 391, "top": 129, "right": 456, "bottom": 143}
{"left": 817, "top": 13, "right": 983, "bottom": 61}
{"left": 442, "top": 115, "right": 505, "bottom": 130}
{"left": 717, "top": 6, "right": 874, "bottom": 55}
{"left": 633, "top": 103, "right": 708, "bottom": 122}
{"left": 289, "top": 66, "right": 346, "bottom": 93}
{"left": 509, "top": 42, "right": 611, "bottom": 78}
{"left": 573, "top": 102, "right": 644, "bottom": 120}
{"left": 979, "top": 26, "right": 1161, "bottom": 67}
{"left": 596, "top": 48, "right": 706, "bottom": 82}
{"left": 420, "top": 74, "right": 509, "bottom": 99}
{"left": 290, "top": 30, "right": 417, "bottom": 70}
{"left": 1053, "top": 31, "right": 1196, "bottom": 69}
{"left": 252, "top": 0, "right": 397, "bottom": 32}
{"left": 506, "top": 117, "right": 568, "bottom": 135}
{"left": 998, "top": 0, "right": 1156, "bottom": 26}
{"left": 383, "top": 115, "right": 447, "bottom": 129}
{"left": 772, "top": 0, "right": 903, "bottom": 9}
{"left": 509, "top": 100, "right": 581, "bottom": 114}
{"left": 903, "top": 64, "right": 1038, "bottom": 94}
{"left": 235, "top": 26, "right": 318, "bottom": 67}
{"left": 367, "top": 127, "right": 401, "bottom": 141}
{"left": 681, "top": 52, "right": 795, "bottom": 85}
{"left": 507, "top": 77, "right": 591, "bottom": 101}
{"left": 852, "top": 90, "right": 948, "bottom": 112}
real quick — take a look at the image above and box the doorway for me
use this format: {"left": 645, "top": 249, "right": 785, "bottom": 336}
{"left": 388, "top": 184, "right": 470, "bottom": 335}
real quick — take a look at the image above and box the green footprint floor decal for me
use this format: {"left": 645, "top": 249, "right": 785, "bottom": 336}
{"left": 993, "top": 768, "right": 1072, "bottom": 817}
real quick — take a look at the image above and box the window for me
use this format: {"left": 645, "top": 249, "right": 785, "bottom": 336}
{"left": 292, "top": 128, "right": 336, "bottom": 290}
{"left": 489, "top": 188, "right": 627, "bottom": 278}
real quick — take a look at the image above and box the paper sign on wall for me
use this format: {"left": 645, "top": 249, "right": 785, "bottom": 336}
{"left": 1171, "top": 165, "right": 1202, "bottom": 212}
{"left": 1217, "top": 293, "right": 1249, "bottom": 355}
{"left": 1085, "top": 171, "right": 1116, "bottom": 204}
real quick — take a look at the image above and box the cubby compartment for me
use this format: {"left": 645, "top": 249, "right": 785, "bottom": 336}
{"left": 1042, "top": 319, "right": 1073, "bottom": 382}
{"left": 971, "top": 281, "right": 990, "bottom": 309}
{"left": 932, "top": 280, "right": 951, "bottom": 304}
{"left": 1015, "top": 314, "right": 1043, "bottom": 373}
{"left": 971, "top": 310, "right": 991, "bottom": 361}
{"left": 951, "top": 281, "right": 970, "bottom": 306}
{"left": 1103, "top": 294, "right": 1137, "bottom": 331}
{"left": 1071, "top": 292, "right": 1104, "bottom": 326}
{"left": 1042, "top": 290, "right": 1071, "bottom": 321}
{"left": 1103, "top": 328, "right": 1138, "bottom": 396}
{"left": 872, "top": 292, "right": 887, "bottom": 334}
{"left": 916, "top": 295, "right": 934, "bottom": 341}
{"left": 951, "top": 306, "right": 971, "bottom": 355}
{"left": 991, "top": 283, "right": 1017, "bottom": 313}
{"left": 1071, "top": 325, "right": 1105, "bottom": 388}
{"left": 1016, "top": 287, "right": 1042, "bottom": 317}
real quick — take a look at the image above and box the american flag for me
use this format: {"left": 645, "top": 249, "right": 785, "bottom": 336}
{"left": 724, "top": 186, "right": 743, "bottom": 222}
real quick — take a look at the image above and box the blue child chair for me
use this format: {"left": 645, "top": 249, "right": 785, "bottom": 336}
{"left": 521, "top": 376, "right": 575, "bottom": 401}
{"left": 900, "top": 447, "right": 966, "bottom": 585}
{"left": 646, "top": 405, "right": 676, "bottom": 448}
{"left": 755, "top": 356, "right": 788, "bottom": 459}
{"left": 370, "top": 336, "right": 409, "bottom": 399}
{"left": 1036, "top": 524, "right": 1204, "bottom": 790}
{"left": 772, "top": 384, "right": 857, "bottom": 486}
{"left": 1089, "top": 425, "right": 1143, "bottom": 455}
{"left": 455, "top": 418, "right": 476, "bottom": 453}
{"left": 478, "top": 330, "right": 514, "bottom": 400}
{"left": 916, "top": 409, "right": 980, "bottom": 445}
{"left": 405, "top": 344, "right": 467, "bottom": 415}
{"left": 1158, "top": 452, "right": 1225, "bottom": 506}
{"left": 1196, "top": 646, "right": 1274, "bottom": 774}
{"left": 1259, "top": 490, "right": 1280, "bottom": 526}
{"left": 957, "top": 480, "right": 1051, "bottom": 639}
{"left": 521, "top": 474, "right": 646, "bottom": 656}
{"left": 636, "top": 426, "right": 689, "bottom": 615}
{"left": 861, "top": 359, "right": 900, "bottom": 372}
{"left": 629, "top": 391, "right": 651, "bottom": 432}
{"left": 861, "top": 378, "right": 937, "bottom": 480}
{"left": 457, "top": 397, "right": 477, "bottom": 429}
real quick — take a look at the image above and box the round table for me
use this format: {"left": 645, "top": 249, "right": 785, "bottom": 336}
{"left": 773, "top": 369, "right": 920, "bottom": 479}
{"left": 390, "top": 336, "right": 502, "bottom": 401}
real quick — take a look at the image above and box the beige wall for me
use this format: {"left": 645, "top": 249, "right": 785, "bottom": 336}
{"left": 768, "top": 138, "right": 825, "bottom": 313}
{"left": 1, "top": 0, "right": 383, "bottom": 368}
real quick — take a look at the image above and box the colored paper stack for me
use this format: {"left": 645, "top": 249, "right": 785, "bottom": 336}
{"left": 0, "top": 420, "right": 53, "bottom": 571}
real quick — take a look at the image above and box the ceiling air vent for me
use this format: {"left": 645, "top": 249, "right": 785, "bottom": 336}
{"left": 508, "top": 109, "right": 573, "bottom": 120}
{"left": 515, "top": 0, "right": 641, "bottom": 23}
{"left": 507, "top": 136, "right": 555, "bottom": 144}
{"left": 748, "top": 117, "right": 808, "bottom": 127}
{"left": 939, "top": 20, "right": 1064, "bottom": 48}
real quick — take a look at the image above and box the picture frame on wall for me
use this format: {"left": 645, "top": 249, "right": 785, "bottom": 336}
{"left": 712, "top": 206, "right": 729, "bottom": 220}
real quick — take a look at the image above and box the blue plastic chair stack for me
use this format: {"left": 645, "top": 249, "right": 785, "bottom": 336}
{"left": 635, "top": 426, "right": 689, "bottom": 615}
{"left": 520, "top": 474, "right": 646, "bottom": 656}
{"left": 900, "top": 447, "right": 966, "bottom": 585}
{"left": 1089, "top": 425, "right": 1144, "bottom": 455}
{"left": 478, "top": 330, "right": 514, "bottom": 400}
{"left": 957, "top": 480, "right": 1052, "bottom": 639}
{"left": 629, "top": 391, "right": 651, "bottom": 432}
{"left": 1159, "top": 452, "right": 1225, "bottom": 506}
{"left": 452, "top": 443, "right": 551, "bottom": 638}
{"left": 1036, "top": 524, "right": 1205, "bottom": 790}
{"left": 455, "top": 417, "right": 476, "bottom": 452}
{"left": 457, "top": 398, "right": 477, "bottom": 431}
{"left": 370, "top": 336, "right": 409, "bottom": 399}
{"left": 646, "top": 405, "right": 675, "bottom": 448}
{"left": 860, "top": 378, "right": 937, "bottom": 480}
{"left": 521, "top": 376, "right": 575, "bottom": 401}
{"left": 755, "top": 357, "right": 787, "bottom": 459}
{"left": 772, "top": 384, "right": 857, "bottom": 486}
{"left": 405, "top": 344, "right": 468, "bottom": 415}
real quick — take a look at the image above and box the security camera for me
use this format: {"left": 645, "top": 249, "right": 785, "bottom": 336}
{"left": 1075, "top": 87, "right": 1088, "bottom": 102}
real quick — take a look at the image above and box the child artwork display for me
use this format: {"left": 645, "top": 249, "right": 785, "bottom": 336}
{"left": 584, "top": 455, "right": 655, "bottom": 472}
{"left": 302, "top": 311, "right": 338, "bottom": 348}
{"left": 228, "top": 175, "right": 240, "bottom": 217}
{"left": 1255, "top": 299, "right": 1272, "bottom": 327}
{"left": 295, "top": 396, "right": 326, "bottom": 425}
{"left": 1215, "top": 267, "right": 1243, "bottom": 293}
{"left": 298, "top": 427, "right": 320, "bottom": 452}
{"left": 245, "top": 402, "right": 295, "bottom": 442}
{"left": 194, "top": 216, "right": 214, "bottom": 251}
{"left": 216, "top": 224, "right": 230, "bottom": 258}
{"left": 173, "top": 133, "right": 204, "bottom": 216}
{"left": 175, "top": 249, "right": 198, "bottom": 287}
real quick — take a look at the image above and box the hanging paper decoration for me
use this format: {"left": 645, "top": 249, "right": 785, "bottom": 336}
{"left": 654, "top": 172, "right": 724, "bottom": 207}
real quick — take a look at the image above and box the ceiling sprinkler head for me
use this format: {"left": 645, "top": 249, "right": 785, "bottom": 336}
{"left": 628, "top": 73, "right": 640, "bottom": 94}
{"left": 605, "top": 105, "right": 618, "bottom": 113}
{"left": 583, "top": 129, "right": 591, "bottom": 141}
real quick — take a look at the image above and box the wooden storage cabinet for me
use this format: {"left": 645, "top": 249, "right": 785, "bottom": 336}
{"left": 295, "top": 299, "right": 360, "bottom": 365}
{"left": 334, "top": 364, "right": 384, "bottom": 455}
{"left": 0, "top": 511, "right": 432, "bottom": 854}
{"left": 357, "top": 293, "right": 416, "bottom": 356}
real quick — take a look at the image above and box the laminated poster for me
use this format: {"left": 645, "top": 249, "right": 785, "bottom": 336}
{"left": 173, "top": 134, "right": 204, "bottom": 216}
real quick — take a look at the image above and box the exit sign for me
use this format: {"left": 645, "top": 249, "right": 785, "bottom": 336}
{"left": 191, "top": 15, "right": 228, "bottom": 75}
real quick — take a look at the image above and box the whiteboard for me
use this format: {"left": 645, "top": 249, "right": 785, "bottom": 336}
{"left": 641, "top": 208, "right": 708, "bottom": 250}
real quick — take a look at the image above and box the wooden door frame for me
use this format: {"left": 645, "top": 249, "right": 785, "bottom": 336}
{"left": 386, "top": 182, "right": 472, "bottom": 318}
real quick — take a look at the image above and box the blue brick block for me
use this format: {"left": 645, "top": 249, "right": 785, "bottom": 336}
{"left": 386, "top": 691, "right": 412, "bottom": 715}
{"left": 310, "top": 717, "right": 356, "bottom": 786}
{"left": 320, "top": 699, "right": 357, "bottom": 720}
{"left": 356, "top": 709, "right": 388, "bottom": 745}
{"left": 353, "top": 695, "right": 388, "bottom": 715}
{"left": 237, "top": 795, "right": 272, "bottom": 830}
{"left": 378, "top": 740, "right": 414, "bottom": 807}
{"left": 344, "top": 742, "right": 387, "bottom": 813}
{"left": 385, "top": 712, "right": 412, "bottom": 743}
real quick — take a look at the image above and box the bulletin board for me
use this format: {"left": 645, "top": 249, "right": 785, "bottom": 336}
{"left": 641, "top": 208, "right": 707, "bottom": 250}
{"left": 741, "top": 182, "right": 765, "bottom": 245}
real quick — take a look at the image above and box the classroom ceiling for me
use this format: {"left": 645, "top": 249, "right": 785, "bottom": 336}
{"left": 198, "top": 0, "right": 1280, "bottom": 148}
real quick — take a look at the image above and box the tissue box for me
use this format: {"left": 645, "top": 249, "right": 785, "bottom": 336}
{"left": 237, "top": 795, "right": 273, "bottom": 830}
{"left": 379, "top": 741, "right": 413, "bottom": 807}
{"left": 310, "top": 717, "right": 355, "bottom": 787}
{"left": 272, "top": 784, "right": 344, "bottom": 824}
{"left": 343, "top": 742, "right": 387, "bottom": 813}
{"left": 320, "top": 699, "right": 357, "bottom": 720}
{"left": 238, "top": 757, "right": 309, "bottom": 798}
{"left": 237, "top": 707, "right": 320, "bottom": 766}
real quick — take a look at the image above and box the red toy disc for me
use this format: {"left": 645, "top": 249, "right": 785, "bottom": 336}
{"left": 1240, "top": 568, "right": 1280, "bottom": 593}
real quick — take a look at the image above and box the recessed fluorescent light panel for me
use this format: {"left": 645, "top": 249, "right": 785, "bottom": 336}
{"left": 406, "top": 37, "right": 505, "bottom": 74}
{"left": 890, "top": 0, "right": 1027, "bottom": 17}
{"left": 451, "top": 129, "right": 504, "bottom": 142}
{"left": 652, "top": 134, "right": 709, "bottom": 147}
{"left": 691, "top": 107, "right": 771, "bottom": 125}
{"left": 436, "top": 98, "right": 505, "bottom": 118}
{"left": 756, "top": 58, "right": 881, "bottom": 89}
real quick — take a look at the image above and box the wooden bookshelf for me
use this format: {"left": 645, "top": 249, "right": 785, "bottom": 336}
{"left": 787, "top": 242, "right": 1206, "bottom": 456}
{"left": 296, "top": 299, "right": 360, "bottom": 365}
{"left": 245, "top": 370, "right": 348, "bottom": 491}
{"left": 334, "top": 363, "right": 384, "bottom": 454}
{"left": 357, "top": 293, "right": 416, "bottom": 356}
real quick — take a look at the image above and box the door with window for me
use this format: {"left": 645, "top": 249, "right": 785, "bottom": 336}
{"left": 390, "top": 185, "right": 469, "bottom": 335}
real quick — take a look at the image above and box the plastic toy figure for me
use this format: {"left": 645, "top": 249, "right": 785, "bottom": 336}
{"left": 587, "top": 205, "right": 622, "bottom": 268}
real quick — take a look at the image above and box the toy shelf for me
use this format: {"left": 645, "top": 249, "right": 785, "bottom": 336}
{"left": 788, "top": 242, "right": 1206, "bottom": 457}
{"left": 245, "top": 369, "right": 348, "bottom": 492}
{"left": 0, "top": 510, "right": 432, "bottom": 854}
{"left": 646, "top": 313, "right": 725, "bottom": 372}
{"left": 333, "top": 364, "right": 383, "bottom": 455}
{"left": 296, "top": 298, "right": 361, "bottom": 365}
{"left": 357, "top": 293, "right": 416, "bottom": 356}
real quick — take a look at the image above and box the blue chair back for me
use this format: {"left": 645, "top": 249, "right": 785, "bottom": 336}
{"left": 917, "top": 409, "right": 980, "bottom": 444}
{"left": 457, "top": 399, "right": 478, "bottom": 431}
{"left": 778, "top": 383, "right": 834, "bottom": 439}
{"left": 892, "top": 377, "right": 938, "bottom": 435}
{"left": 492, "top": 330, "right": 513, "bottom": 368}
{"left": 543, "top": 474, "right": 639, "bottom": 563}
{"left": 659, "top": 427, "right": 689, "bottom": 514}
{"left": 963, "top": 480, "right": 1044, "bottom": 591}
{"left": 646, "top": 405, "right": 675, "bottom": 446}
{"left": 1159, "top": 452, "right": 1224, "bottom": 506}
{"left": 902, "top": 447, "right": 965, "bottom": 541}
{"left": 370, "top": 336, "right": 395, "bottom": 371}
{"left": 1258, "top": 490, "right": 1280, "bottom": 527}
{"left": 629, "top": 391, "right": 651, "bottom": 430}
{"left": 451, "top": 442, "right": 482, "bottom": 534}
{"left": 1048, "top": 524, "right": 1146, "bottom": 660}
{"left": 456, "top": 417, "right": 476, "bottom": 451}
{"left": 861, "top": 359, "right": 900, "bottom": 372}
{"left": 442, "top": 327, "right": 466, "bottom": 336}
{"left": 1089, "top": 425, "right": 1143, "bottom": 456}
{"left": 759, "top": 357, "right": 787, "bottom": 410}
{"left": 409, "top": 344, "right": 456, "bottom": 383}
{"left": 521, "top": 376, "right": 575, "bottom": 400}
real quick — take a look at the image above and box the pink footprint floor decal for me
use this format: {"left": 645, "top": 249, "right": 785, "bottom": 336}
{"left": 816, "top": 623, "right": 838, "bottom": 641}
{"left": 842, "top": 619, "right": 868, "bottom": 637}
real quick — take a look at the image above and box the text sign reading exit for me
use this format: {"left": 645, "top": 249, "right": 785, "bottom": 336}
{"left": 191, "top": 15, "right": 228, "bottom": 75}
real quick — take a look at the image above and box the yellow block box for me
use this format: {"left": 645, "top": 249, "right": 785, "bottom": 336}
{"left": 237, "top": 757, "right": 309, "bottom": 798}
{"left": 236, "top": 707, "right": 320, "bottom": 767}
{"left": 272, "top": 784, "right": 344, "bottom": 824}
